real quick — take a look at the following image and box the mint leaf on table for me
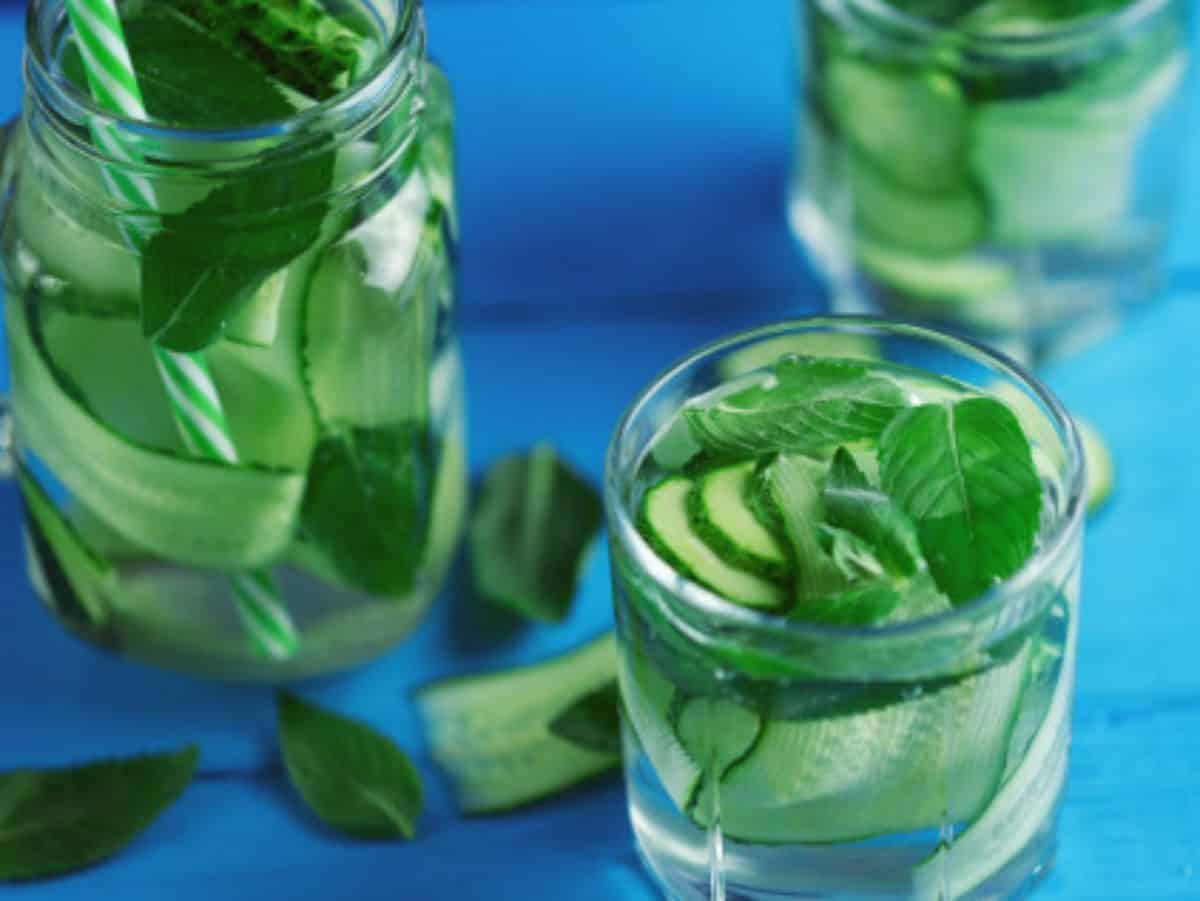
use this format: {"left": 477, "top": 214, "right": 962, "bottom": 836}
{"left": 548, "top": 682, "right": 622, "bottom": 756}
{"left": 469, "top": 445, "right": 603, "bottom": 623}
{"left": 299, "top": 425, "right": 432, "bottom": 597}
{"left": 277, "top": 692, "right": 422, "bottom": 840}
{"left": 879, "top": 397, "right": 1042, "bottom": 604}
{"left": 823, "top": 446, "right": 925, "bottom": 579}
{"left": 684, "top": 357, "right": 907, "bottom": 457}
{"left": 0, "top": 747, "right": 198, "bottom": 882}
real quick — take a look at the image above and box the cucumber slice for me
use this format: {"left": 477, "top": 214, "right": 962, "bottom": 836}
{"left": 209, "top": 253, "right": 319, "bottom": 471}
{"left": 688, "top": 462, "right": 789, "bottom": 582}
{"left": 7, "top": 298, "right": 305, "bottom": 570}
{"left": 303, "top": 173, "right": 436, "bottom": 429}
{"left": 1077, "top": 419, "right": 1113, "bottom": 513}
{"left": 639, "top": 477, "right": 788, "bottom": 611}
{"left": 413, "top": 634, "right": 618, "bottom": 814}
{"left": 40, "top": 312, "right": 182, "bottom": 453}
{"left": 857, "top": 239, "right": 1015, "bottom": 305}
{"left": 824, "top": 57, "right": 970, "bottom": 194}
{"left": 850, "top": 155, "right": 987, "bottom": 258}
{"left": 618, "top": 638, "right": 701, "bottom": 809}
{"left": 912, "top": 602, "right": 1075, "bottom": 899}
{"left": 225, "top": 269, "right": 287, "bottom": 347}
{"left": 18, "top": 466, "right": 117, "bottom": 633}
{"left": 714, "top": 644, "right": 1030, "bottom": 844}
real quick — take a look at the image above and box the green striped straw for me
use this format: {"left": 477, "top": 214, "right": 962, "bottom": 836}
{"left": 64, "top": 0, "right": 299, "bottom": 661}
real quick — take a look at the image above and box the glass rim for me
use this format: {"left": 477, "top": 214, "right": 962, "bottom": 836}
{"left": 839, "top": 0, "right": 1173, "bottom": 50}
{"left": 604, "top": 315, "right": 1087, "bottom": 645}
{"left": 25, "top": 0, "right": 422, "bottom": 145}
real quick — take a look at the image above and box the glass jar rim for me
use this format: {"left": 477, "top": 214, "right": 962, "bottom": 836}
{"left": 836, "top": 0, "right": 1172, "bottom": 51}
{"left": 604, "top": 316, "right": 1087, "bottom": 646}
{"left": 25, "top": 0, "right": 423, "bottom": 152}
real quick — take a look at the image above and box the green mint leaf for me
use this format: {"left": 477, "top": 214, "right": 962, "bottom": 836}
{"left": 141, "top": 148, "right": 333, "bottom": 352}
{"left": 762, "top": 454, "right": 846, "bottom": 603}
{"left": 823, "top": 446, "right": 925, "bottom": 578}
{"left": 0, "top": 747, "right": 198, "bottom": 882}
{"left": 880, "top": 397, "right": 1042, "bottom": 604}
{"left": 791, "top": 571, "right": 950, "bottom": 628}
{"left": 548, "top": 682, "right": 622, "bottom": 756}
{"left": 277, "top": 692, "right": 422, "bottom": 840}
{"left": 819, "top": 524, "right": 887, "bottom": 582}
{"left": 299, "top": 425, "right": 432, "bottom": 597}
{"left": 684, "top": 356, "right": 907, "bottom": 457}
{"left": 172, "top": 0, "right": 369, "bottom": 102}
{"left": 125, "top": 7, "right": 299, "bottom": 127}
{"left": 469, "top": 445, "right": 603, "bottom": 623}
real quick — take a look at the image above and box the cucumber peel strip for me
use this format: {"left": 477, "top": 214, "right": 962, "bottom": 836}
{"left": 413, "top": 634, "right": 618, "bottom": 814}
{"left": 912, "top": 600, "right": 1077, "bottom": 899}
{"left": 7, "top": 298, "right": 305, "bottom": 570}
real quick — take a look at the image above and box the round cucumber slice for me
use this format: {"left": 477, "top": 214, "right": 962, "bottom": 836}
{"left": 688, "top": 462, "right": 790, "bottom": 583}
{"left": 8, "top": 299, "right": 305, "bottom": 570}
{"left": 639, "top": 477, "right": 788, "bottom": 611}
{"left": 1077, "top": 418, "right": 1113, "bottom": 513}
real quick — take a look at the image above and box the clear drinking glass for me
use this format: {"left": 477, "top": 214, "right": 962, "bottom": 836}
{"left": 0, "top": 0, "right": 466, "bottom": 680}
{"left": 606, "top": 319, "right": 1085, "bottom": 899}
{"left": 790, "top": 0, "right": 1194, "bottom": 362}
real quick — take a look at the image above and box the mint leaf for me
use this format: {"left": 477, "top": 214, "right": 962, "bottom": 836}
{"left": 684, "top": 357, "right": 907, "bottom": 457}
{"left": 761, "top": 454, "right": 846, "bottom": 603}
{"left": 299, "top": 425, "right": 432, "bottom": 597}
{"left": 819, "top": 524, "right": 887, "bottom": 582}
{"left": 823, "top": 447, "right": 924, "bottom": 578}
{"left": 880, "top": 397, "right": 1042, "bottom": 604}
{"left": 469, "top": 445, "right": 603, "bottom": 623}
{"left": 141, "top": 151, "right": 333, "bottom": 351}
{"left": 548, "top": 682, "right": 622, "bottom": 756}
{"left": 277, "top": 692, "right": 422, "bottom": 840}
{"left": 171, "top": 0, "right": 369, "bottom": 102}
{"left": 0, "top": 747, "right": 198, "bottom": 882}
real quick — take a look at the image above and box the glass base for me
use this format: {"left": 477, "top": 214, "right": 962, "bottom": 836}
{"left": 631, "top": 797, "right": 1059, "bottom": 901}
{"left": 789, "top": 191, "right": 1164, "bottom": 367}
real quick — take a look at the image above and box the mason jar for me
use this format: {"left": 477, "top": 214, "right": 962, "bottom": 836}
{"left": 790, "top": 0, "right": 1194, "bottom": 362}
{"left": 0, "top": 0, "right": 467, "bottom": 680}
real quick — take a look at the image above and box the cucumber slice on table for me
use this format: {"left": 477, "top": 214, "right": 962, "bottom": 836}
{"left": 912, "top": 603, "right": 1076, "bottom": 899}
{"left": 414, "top": 634, "right": 618, "bottom": 813}
{"left": 7, "top": 298, "right": 305, "bottom": 570}
{"left": 640, "top": 476, "right": 788, "bottom": 611}
{"left": 823, "top": 57, "right": 970, "bottom": 194}
{"left": 713, "top": 644, "right": 1030, "bottom": 845}
{"left": 688, "top": 462, "right": 790, "bottom": 583}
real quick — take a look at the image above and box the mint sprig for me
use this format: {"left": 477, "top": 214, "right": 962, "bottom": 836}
{"left": 684, "top": 357, "right": 907, "bottom": 457}
{"left": 0, "top": 747, "right": 198, "bottom": 882}
{"left": 277, "top": 693, "right": 423, "bottom": 840}
{"left": 823, "top": 447, "right": 924, "bottom": 578}
{"left": 880, "top": 397, "right": 1042, "bottom": 604}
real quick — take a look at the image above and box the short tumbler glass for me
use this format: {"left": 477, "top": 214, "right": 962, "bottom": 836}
{"left": 790, "top": 0, "right": 1194, "bottom": 362}
{"left": 605, "top": 319, "right": 1086, "bottom": 900}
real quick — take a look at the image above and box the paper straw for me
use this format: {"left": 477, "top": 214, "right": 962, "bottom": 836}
{"left": 63, "top": 0, "right": 299, "bottom": 660}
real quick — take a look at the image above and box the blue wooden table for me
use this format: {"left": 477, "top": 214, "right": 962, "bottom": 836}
{"left": 2, "top": 1, "right": 1199, "bottom": 898}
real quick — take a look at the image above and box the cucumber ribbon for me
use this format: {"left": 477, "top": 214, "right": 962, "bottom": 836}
{"left": 8, "top": 298, "right": 305, "bottom": 571}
